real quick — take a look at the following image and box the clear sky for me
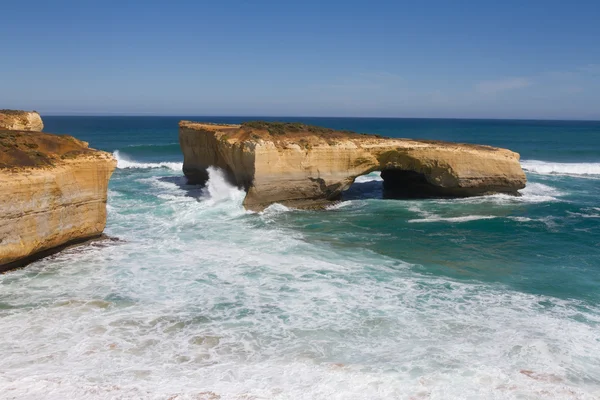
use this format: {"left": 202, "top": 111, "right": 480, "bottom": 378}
{"left": 1, "top": 0, "right": 599, "bottom": 119}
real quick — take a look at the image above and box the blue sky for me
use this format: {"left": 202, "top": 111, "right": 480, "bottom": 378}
{"left": 1, "top": 0, "right": 599, "bottom": 119}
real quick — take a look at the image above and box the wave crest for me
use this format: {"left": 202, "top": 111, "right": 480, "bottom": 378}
{"left": 354, "top": 172, "right": 383, "bottom": 183}
{"left": 408, "top": 215, "right": 497, "bottom": 223}
{"left": 113, "top": 150, "right": 183, "bottom": 171}
{"left": 521, "top": 160, "right": 600, "bottom": 176}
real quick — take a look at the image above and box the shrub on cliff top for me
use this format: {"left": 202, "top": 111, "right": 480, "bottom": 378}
{"left": 0, "top": 109, "right": 31, "bottom": 115}
{"left": 242, "top": 121, "right": 301, "bottom": 136}
{"left": 241, "top": 121, "right": 357, "bottom": 136}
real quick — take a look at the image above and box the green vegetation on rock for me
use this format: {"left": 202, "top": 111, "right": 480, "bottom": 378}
{"left": 241, "top": 121, "right": 357, "bottom": 136}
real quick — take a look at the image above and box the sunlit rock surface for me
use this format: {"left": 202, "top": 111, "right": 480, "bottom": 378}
{"left": 0, "top": 126, "right": 116, "bottom": 271}
{"left": 179, "top": 121, "right": 526, "bottom": 211}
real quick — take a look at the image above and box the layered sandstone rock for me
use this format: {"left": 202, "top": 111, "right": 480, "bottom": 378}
{"left": 0, "top": 110, "right": 44, "bottom": 132}
{"left": 179, "top": 121, "right": 527, "bottom": 211}
{"left": 0, "top": 129, "right": 116, "bottom": 271}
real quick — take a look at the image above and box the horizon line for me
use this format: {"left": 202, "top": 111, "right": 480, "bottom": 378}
{"left": 36, "top": 113, "right": 600, "bottom": 123}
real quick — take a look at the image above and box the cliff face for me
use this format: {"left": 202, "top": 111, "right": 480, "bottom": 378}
{"left": 0, "top": 110, "right": 44, "bottom": 132}
{"left": 0, "top": 129, "right": 116, "bottom": 271}
{"left": 179, "top": 121, "right": 527, "bottom": 211}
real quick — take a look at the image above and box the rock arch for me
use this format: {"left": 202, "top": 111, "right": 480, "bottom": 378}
{"left": 179, "top": 121, "right": 527, "bottom": 211}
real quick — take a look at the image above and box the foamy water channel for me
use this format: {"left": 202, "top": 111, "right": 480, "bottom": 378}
{"left": 1, "top": 161, "right": 599, "bottom": 400}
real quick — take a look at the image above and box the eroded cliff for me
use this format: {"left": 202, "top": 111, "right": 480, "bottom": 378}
{"left": 0, "top": 129, "right": 116, "bottom": 271}
{"left": 0, "top": 110, "right": 44, "bottom": 132}
{"left": 179, "top": 121, "right": 527, "bottom": 211}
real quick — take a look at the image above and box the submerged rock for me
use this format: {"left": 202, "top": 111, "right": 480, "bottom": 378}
{"left": 0, "top": 115, "right": 116, "bottom": 271}
{"left": 0, "top": 109, "right": 44, "bottom": 132}
{"left": 179, "top": 120, "right": 527, "bottom": 211}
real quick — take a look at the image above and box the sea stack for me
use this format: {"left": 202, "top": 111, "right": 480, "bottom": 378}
{"left": 179, "top": 121, "right": 527, "bottom": 211}
{"left": 0, "top": 109, "right": 44, "bottom": 132}
{"left": 0, "top": 110, "right": 116, "bottom": 272}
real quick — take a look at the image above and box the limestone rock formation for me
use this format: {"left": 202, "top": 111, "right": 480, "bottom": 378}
{"left": 0, "top": 128, "right": 116, "bottom": 271}
{"left": 0, "top": 109, "right": 44, "bottom": 132}
{"left": 179, "top": 121, "right": 527, "bottom": 211}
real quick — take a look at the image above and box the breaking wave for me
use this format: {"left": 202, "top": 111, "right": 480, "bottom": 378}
{"left": 113, "top": 150, "right": 183, "bottom": 171}
{"left": 517, "top": 182, "right": 565, "bottom": 202}
{"left": 521, "top": 160, "right": 600, "bottom": 176}
{"left": 354, "top": 171, "right": 383, "bottom": 183}
{"left": 202, "top": 166, "right": 247, "bottom": 206}
{"left": 408, "top": 215, "right": 497, "bottom": 223}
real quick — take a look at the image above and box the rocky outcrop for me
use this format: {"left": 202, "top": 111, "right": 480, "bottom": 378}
{"left": 0, "top": 110, "right": 44, "bottom": 132}
{"left": 179, "top": 121, "right": 527, "bottom": 211}
{"left": 0, "top": 128, "right": 116, "bottom": 272}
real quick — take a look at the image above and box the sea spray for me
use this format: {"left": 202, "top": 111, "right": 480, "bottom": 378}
{"left": 202, "top": 167, "right": 247, "bottom": 206}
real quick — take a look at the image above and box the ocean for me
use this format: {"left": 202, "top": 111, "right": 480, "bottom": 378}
{"left": 1, "top": 116, "right": 599, "bottom": 399}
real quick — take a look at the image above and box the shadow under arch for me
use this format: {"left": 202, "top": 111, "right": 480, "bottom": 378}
{"left": 343, "top": 168, "right": 473, "bottom": 201}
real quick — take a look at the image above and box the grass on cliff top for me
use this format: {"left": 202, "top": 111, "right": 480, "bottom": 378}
{"left": 241, "top": 121, "right": 376, "bottom": 137}
{"left": 0, "top": 130, "right": 93, "bottom": 169}
{"left": 0, "top": 131, "right": 52, "bottom": 168}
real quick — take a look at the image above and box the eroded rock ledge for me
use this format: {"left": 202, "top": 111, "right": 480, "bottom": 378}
{"left": 179, "top": 121, "right": 527, "bottom": 211}
{"left": 0, "top": 123, "right": 116, "bottom": 272}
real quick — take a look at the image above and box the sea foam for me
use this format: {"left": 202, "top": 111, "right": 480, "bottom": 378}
{"left": 521, "top": 160, "right": 600, "bottom": 176}
{"left": 202, "top": 166, "right": 247, "bottom": 206}
{"left": 113, "top": 150, "right": 183, "bottom": 171}
{"left": 2, "top": 161, "right": 600, "bottom": 399}
{"left": 408, "top": 214, "right": 497, "bottom": 223}
{"left": 354, "top": 171, "right": 383, "bottom": 183}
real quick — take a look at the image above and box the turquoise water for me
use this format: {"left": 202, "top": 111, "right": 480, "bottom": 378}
{"left": 1, "top": 117, "right": 599, "bottom": 399}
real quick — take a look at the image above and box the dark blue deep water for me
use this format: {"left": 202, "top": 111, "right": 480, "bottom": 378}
{"left": 1, "top": 116, "right": 599, "bottom": 399}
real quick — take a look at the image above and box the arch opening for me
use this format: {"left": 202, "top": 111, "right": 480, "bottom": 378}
{"left": 341, "top": 171, "right": 383, "bottom": 200}
{"left": 343, "top": 168, "right": 458, "bottom": 201}
{"left": 380, "top": 168, "right": 442, "bottom": 198}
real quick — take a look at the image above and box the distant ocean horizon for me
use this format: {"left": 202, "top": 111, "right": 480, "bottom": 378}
{"left": 38, "top": 113, "right": 600, "bottom": 122}
{"left": 1, "top": 116, "right": 599, "bottom": 399}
